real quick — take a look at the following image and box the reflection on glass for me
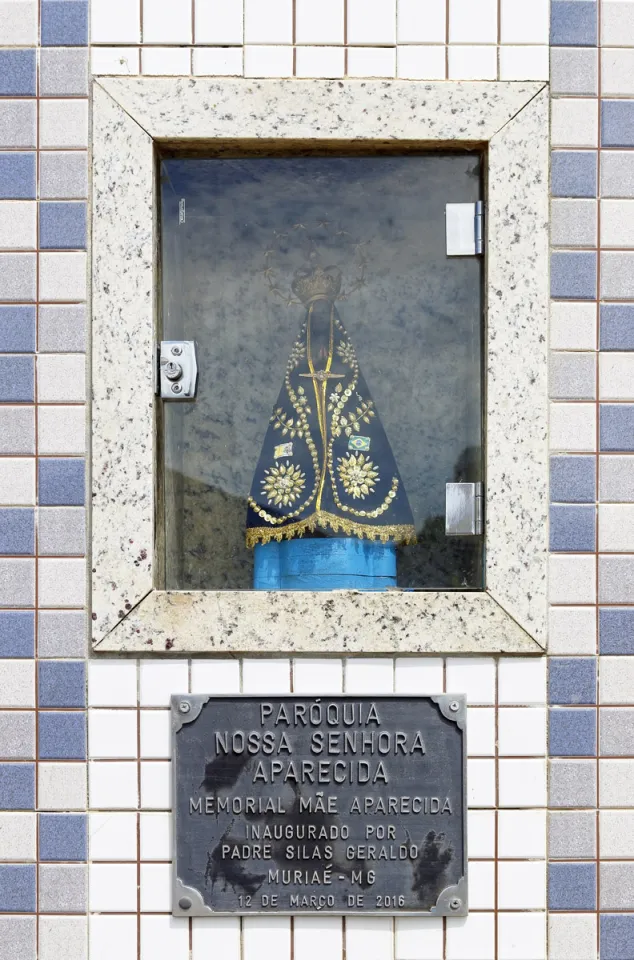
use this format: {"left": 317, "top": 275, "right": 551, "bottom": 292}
{"left": 161, "top": 153, "right": 484, "bottom": 591}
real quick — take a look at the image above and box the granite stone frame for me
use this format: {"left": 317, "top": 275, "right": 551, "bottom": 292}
{"left": 91, "top": 78, "right": 549, "bottom": 655}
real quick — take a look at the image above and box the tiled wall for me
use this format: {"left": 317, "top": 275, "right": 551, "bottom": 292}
{"left": 1, "top": 0, "right": 634, "bottom": 958}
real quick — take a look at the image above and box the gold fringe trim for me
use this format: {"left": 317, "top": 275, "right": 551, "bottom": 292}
{"left": 246, "top": 510, "right": 417, "bottom": 549}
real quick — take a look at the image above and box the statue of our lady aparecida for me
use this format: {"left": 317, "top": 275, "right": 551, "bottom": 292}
{"left": 246, "top": 246, "right": 416, "bottom": 590}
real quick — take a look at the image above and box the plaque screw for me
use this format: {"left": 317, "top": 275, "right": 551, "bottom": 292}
{"left": 171, "top": 345, "right": 183, "bottom": 356}
{"left": 449, "top": 701, "right": 460, "bottom": 713}
{"left": 178, "top": 897, "right": 192, "bottom": 911}
{"left": 178, "top": 701, "right": 191, "bottom": 714}
{"left": 449, "top": 898, "right": 462, "bottom": 911}
{"left": 171, "top": 383, "right": 183, "bottom": 395}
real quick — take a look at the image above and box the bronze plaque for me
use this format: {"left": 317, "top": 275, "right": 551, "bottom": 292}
{"left": 172, "top": 694, "right": 466, "bottom": 916}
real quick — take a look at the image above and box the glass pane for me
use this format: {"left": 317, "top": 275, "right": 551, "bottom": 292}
{"left": 160, "top": 152, "right": 483, "bottom": 591}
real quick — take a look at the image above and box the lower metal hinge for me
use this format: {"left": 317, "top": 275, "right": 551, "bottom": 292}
{"left": 156, "top": 341, "right": 198, "bottom": 400}
{"left": 446, "top": 201, "right": 485, "bottom": 256}
{"left": 445, "top": 481, "right": 484, "bottom": 536}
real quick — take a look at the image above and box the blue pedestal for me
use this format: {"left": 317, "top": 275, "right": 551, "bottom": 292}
{"left": 253, "top": 538, "right": 397, "bottom": 591}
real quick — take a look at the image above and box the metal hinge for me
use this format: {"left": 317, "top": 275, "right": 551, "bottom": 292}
{"left": 445, "top": 482, "right": 484, "bottom": 536}
{"left": 156, "top": 341, "right": 198, "bottom": 400}
{"left": 445, "top": 201, "right": 485, "bottom": 256}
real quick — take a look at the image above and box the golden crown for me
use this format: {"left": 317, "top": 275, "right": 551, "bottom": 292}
{"left": 291, "top": 265, "right": 342, "bottom": 303}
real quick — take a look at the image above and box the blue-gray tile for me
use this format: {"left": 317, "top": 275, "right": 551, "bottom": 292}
{"left": 41, "top": 0, "right": 88, "bottom": 45}
{"left": 600, "top": 608, "right": 634, "bottom": 654}
{"left": 0, "top": 509, "right": 34, "bottom": 556}
{"left": 601, "top": 404, "right": 634, "bottom": 451}
{"left": 0, "top": 154, "right": 36, "bottom": 200}
{"left": 0, "top": 357, "right": 34, "bottom": 402}
{"left": 551, "top": 252, "right": 597, "bottom": 300}
{"left": 0, "top": 306, "right": 35, "bottom": 354}
{"left": 38, "top": 459, "right": 84, "bottom": 506}
{"left": 0, "top": 50, "right": 36, "bottom": 97}
{"left": 39, "top": 814, "right": 87, "bottom": 862}
{"left": 552, "top": 151, "right": 597, "bottom": 198}
{"left": 0, "top": 611, "right": 34, "bottom": 658}
{"left": 39, "top": 203, "right": 86, "bottom": 251}
{"left": 601, "top": 915, "right": 634, "bottom": 960}
{"left": 603, "top": 100, "right": 634, "bottom": 148}
{"left": 38, "top": 661, "right": 85, "bottom": 708}
{"left": 550, "top": 504, "right": 596, "bottom": 551}
{"left": 0, "top": 865, "right": 35, "bottom": 912}
{"left": 549, "top": 862, "right": 597, "bottom": 911}
{"left": 38, "top": 713, "right": 85, "bottom": 761}
{"left": 601, "top": 304, "right": 634, "bottom": 351}
{"left": 549, "top": 708, "right": 597, "bottom": 756}
{"left": 549, "top": 658, "right": 597, "bottom": 705}
{"left": 550, "top": 456, "right": 596, "bottom": 503}
{"left": 0, "top": 764, "right": 35, "bottom": 810}
{"left": 551, "top": 1, "right": 598, "bottom": 46}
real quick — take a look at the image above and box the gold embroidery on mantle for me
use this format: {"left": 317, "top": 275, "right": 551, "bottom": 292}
{"left": 246, "top": 509, "right": 417, "bottom": 548}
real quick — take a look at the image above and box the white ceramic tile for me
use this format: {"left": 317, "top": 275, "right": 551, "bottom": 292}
{"left": 600, "top": 657, "right": 634, "bottom": 705}
{"left": 39, "top": 252, "right": 87, "bottom": 301}
{"left": 603, "top": 48, "right": 634, "bottom": 96}
{"left": 345, "top": 917, "right": 393, "bottom": 960}
{"left": 140, "top": 916, "right": 189, "bottom": 960}
{"left": 549, "top": 554, "right": 597, "bottom": 605}
{"left": 467, "top": 809, "right": 496, "bottom": 858}
{"left": 140, "top": 710, "right": 171, "bottom": 759}
{"left": 0, "top": 458, "right": 35, "bottom": 505}
{"left": 498, "top": 860, "right": 546, "bottom": 909}
{"left": 38, "top": 405, "right": 85, "bottom": 455}
{"left": 89, "top": 761, "right": 138, "bottom": 809}
{"left": 296, "top": 0, "right": 344, "bottom": 44}
{"left": 603, "top": 0, "right": 634, "bottom": 46}
{"left": 243, "top": 917, "right": 291, "bottom": 960}
{"left": 549, "top": 914, "right": 596, "bottom": 960}
{"left": 498, "top": 657, "right": 547, "bottom": 704}
{"left": 293, "top": 659, "right": 343, "bottom": 693}
{"left": 39, "top": 762, "right": 87, "bottom": 810}
{"left": 88, "top": 660, "right": 138, "bottom": 707}
{"left": 38, "top": 557, "right": 85, "bottom": 606}
{"left": 448, "top": 45, "right": 497, "bottom": 79}
{"left": 242, "top": 658, "right": 291, "bottom": 692}
{"left": 397, "top": 45, "right": 446, "bottom": 79}
{"left": 89, "top": 812, "right": 138, "bottom": 861}
{"left": 600, "top": 504, "right": 634, "bottom": 551}
{"left": 345, "top": 658, "right": 394, "bottom": 693}
{"left": 244, "top": 46, "right": 293, "bottom": 77}
{"left": 37, "top": 355, "right": 85, "bottom": 402}
{"left": 498, "top": 913, "right": 547, "bottom": 960}
{"left": 600, "top": 353, "right": 634, "bottom": 400}
{"left": 244, "top": 0, "right": 293, "bottom": 43}
{"left": 140, "top": 862, "right": 171, "bottom": 911}
{"left": 91, "top": 0, "right": 140, "bottom": 42}
{"left": 140, "top": 811, "right": 171, "bottom": 860}
{"left": 468, "top": 860, "right": 496, "bottom": 909}
{"left": 347, "top": 47, "right": 397, "bottom": 77}
{"left": 141, "top": 48, "right": 191, "bottom": 76}
{"left": 499, "top": 46, "right": 549, "bottom": 81}
{"left": 395, "top": 916, "right": 443, "bottom": 959}
{"left": 89, "top": 862, "right": 137, "bottom": 912}
{"left": 467, "top": 707, "right": 496, "bottom": 756}
{"left": 467, "top": 758, "right": 496, "bottom": 807}
{"left": 0, "top": 0, "right": 38, "bottom": 45}
{"left": 192, "top": 48, "right": 243, "bottom": 76}
{"left": 190, "top": 659, "right": 240, "bottom": 694}
{"left": 140, "top": 761, "right": 171, "bottom": 809}
{"left": 449, "top": 0, "right": 497, "bottom": 42}
{"left": 446, "top": 658, "right": 495, "bottom": 705}
{"left": 91, "top": 47, "right": 141, "bottom": 75}
{"left": 548, "top": 606, "right": 597, "bottom": 655}
{"left": 0, "top": 660, "right": 33, "bottom": 707}
{"left": 89, "top": 709, "right": 138, "bottom": 759}
{"left": 89, "top": 916, "right": 137, "bottom": 960}
{"left": 601, "top": 199, "right": 634, "bottom": 248}
{"left": 0, "top": 812, "right": 35, "bottom": 859}
{"left": 195, "top": 0, "right": 243, "bottom": 44}
{"left": 446, "top": 914, "right": 495, "bottom": 960}
{"left": 347, "top": 0, "right": 396, "bottom": 44}
{"left": 550, "top": 302, "right": 597, "bottom": 351}
{"left": 142, "top": 0, "right": 192, "bottom": 42}
{"left": 500, "top": 0, "right": 549, "bottom": 43}
{"left": 498, "top": 809, "right": 547, "bottom": 858}
{"left": 394, "top": 658, "right": 444, "bottom": 693}
{"left": 550, "top": 402, "right": 596, "bottom": 452}
{"left": 39, "top": 918, "right": 87, "bottom": 960}
{"left": 39, "top": 101, "right": 88, "bottom": 149}
{"left": 140, "top": 660, "right": 189, "bottom": 707}
{"left": 192, "top": 918, "right": 241, "bottom": 960}
{"left": 293, "top": 917, "right": 343, "bottom": 959}
{"left": 499, "top": 758, "right": 547, "bottom": 807}
{"left": 0, "top": 201, "right": 36, "bottom": 250}
{"left": 295, "top": 47, "right": 345, "bottom": 78}
{"left": 397, "top": 0, "right": 445, "bottom": 43}
{"left": 551, "top": 99, "right": 599, "bottom": 148}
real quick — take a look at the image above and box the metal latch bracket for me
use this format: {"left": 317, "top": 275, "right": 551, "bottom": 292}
{"left": 445, "top": 201, "right": 485, "bottom": 256}
{"left": 157, "top": 341, "right": 198, "bottom": 400}
{"left": 445, "top": 482, "right": 484, "bottom": 536}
